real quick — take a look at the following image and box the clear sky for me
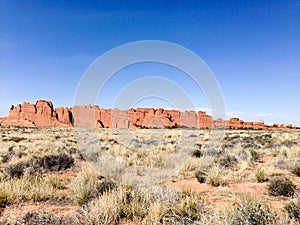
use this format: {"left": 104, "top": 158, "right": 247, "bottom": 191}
{"left": 1, "top": 0, "right": 299, "bottom": 125}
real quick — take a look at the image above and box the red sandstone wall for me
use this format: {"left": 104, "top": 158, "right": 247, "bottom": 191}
{"left": 0, "top": 100, "right": 71, "bottom": 127}
{"left": 0, "top": 100, "right": 298, "bottom": 130}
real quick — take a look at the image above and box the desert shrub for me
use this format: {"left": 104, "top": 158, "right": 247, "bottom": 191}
{"left": 9, "top": 136, "right": 26, "bottom": 143}
{"left": 69, "top": 172, "right": 116, "bottom": 205}
{"left": 273, "top": 158, "right": 294, "bottom": 170}
{"left": 241, "top": 136, "right": 259, "bottom": 149}
{"left": 268, "top": 176, "right": 296, "bottom": 196}
{"left": 0, "top": 147, "right": 21, "bottom": 163}
{"left": 230, "top": 197, "right": 280, "bottom": 225}
{"left": 69, "top": 174, "right": 95, "bottom": 205}
{"left": 255, "top": 169, "right": 268, "bottom": 182}
{"left": 0, "top": 153, "right": 10, "bottom": 163}
{"left": 4, "top": 161, "right": 30, "bottom": 178}
{"left": 46, "top": 176, "right": 65, "bottom": 190}
{"left": 292, "top": 163, "right": 300, "bottom": 177}
{"left": 13, "top": 211, "right": 70, "bottom": 225}
{"left": 195, "top": 170, "right": 206, "bottom": 183}
{"left": 249, "top": 149, "right": 259, "bottom": 162}
{"left": 237, "top": 149, "right": 248, "bottom": 160}
{"left": 206, "top": 166, "right": 223, "bottom": 187}
{"left": 4, "top": 153, "right": 74, "bottom": 177}
{"left": 282, "top": 140, "right": 298, "bottom": 147}
{"left": 224, "top": 134, "right": 240, "bottom": 142}
{"left": 95, "top": 180, "right": 117, "bottom": 195}
{"left": 218, "top": 155, "right": 237, "bottom": 168}
{"left": 0, "top": 190, "right": 9, "bottom": 208}
{"left": 77, "top": 187, "right": 130, "bottom": 224}
{"left": 203, "top": 149, "right": 224, "bottom": 157}
{"left": 191, "top": 149, "right": 203, "bottom": 158}
{"left": 284, "top": 199, "right": 300, "bottom": 222}
{"left": 255, "top": 134, "right": 273, "bottom": 147}
{"left": 31, "top": 153, "right": 74, "bottom": 173}
{"left": 77, "top": 186, "right": 209, "bottom": 225}
{"left": 0, "top": 175, "right": 63, "bottom": 203}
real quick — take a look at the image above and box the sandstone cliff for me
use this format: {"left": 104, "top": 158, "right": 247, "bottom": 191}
{"left": 0, "top": 100, "right": 298, "bottom": 130}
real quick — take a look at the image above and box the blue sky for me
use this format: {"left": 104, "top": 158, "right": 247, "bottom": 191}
{"left": 1, "top": 0, "right": 299, "bottom": 125}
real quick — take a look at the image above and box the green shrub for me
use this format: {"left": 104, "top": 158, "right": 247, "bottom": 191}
{"left": 195, "top": 170, "right": 206, "bottom": 183}
{"left": 292, "top": 163, "right": 300, "bottom": 177}
{"left": 230, "top": 197, "right": 279, "bottom": 225}
{"left": 284, "top": 199, "right": 300, "bottom": 222}
{"left": 267, "top": 176, "right": 296, "bottom": 197}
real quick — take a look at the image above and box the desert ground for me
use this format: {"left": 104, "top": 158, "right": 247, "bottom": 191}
{"left": 0, "top": 126, "right": 299, "bottom": 224}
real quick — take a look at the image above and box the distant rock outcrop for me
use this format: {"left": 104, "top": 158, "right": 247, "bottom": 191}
{"left": 0, "top": 100, "right": 71, "bottom": 127}
{"left": 0, "top": 100, "right": 298, "bottom": 130}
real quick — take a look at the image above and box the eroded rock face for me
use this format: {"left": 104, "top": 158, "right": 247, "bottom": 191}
{"left": 198, "top": 112, "right": 213, "bottom": 129}
{"left": 1, "top": 100, "right": 71, "bottom": 127}
{"left": 0, "top": 100, "right": 298, "bottom": 130}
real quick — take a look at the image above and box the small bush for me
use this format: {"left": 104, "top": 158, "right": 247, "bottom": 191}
{"left": 284, "top": 199, "right": 300, "bottom": 222}
{"left": 292, "top": 163, "right": 300, "bottom": 177}
{"left": 95, "top": 180, "right": 117, "bottom": 195}
{"left": 9, "top": 136, "right": 26, "bottom": 143}
{"left": 268, "top": 176, "right": 296, "bottom": 197}
{"left": 249, "top": 149, "right": 259, "bottom": 162}
{"left": 69, "top": 172, "right": 115, "bottom": 205}
{"left": 4, "top": 153, "right": 74, "bottom": 177}
{"left": 16, "top": 211, "right": 66, "bottom": 225}
{"left": 195, "top": 170, "right": 206, "bottom": 183}
{"left": 0, "top": 175, "right": 63, "bottom": 203}
{"left": 31, "top": 153, "right": 74, "bottom": 173}
{"left": 218, "top": 155, "right": 237, "bottom": 169}
{"left": 77, "top": 186, "right": 209, "bottom": 224}
{"left": 46, "top": 176, "right": 65, "bottom": 190}
{"left": 191, "top": 149, "right": 203, "bottom": 158}
{"left": 0, "top": 190, "right": 9, "bottom": 208}
{"left": 207, "top": 167, "right": 222, "bottom": 187}
{"left": 255, "top": 169, "right": 268, "bottom": 182}
{"left": 230, "top": 197, "right": 279, "bottom": 225}
{"left": 4, "top": 161, "right": 30, "bottom": 178}
{"left": 69, "top": 174, "right": 95, "bottom": 205}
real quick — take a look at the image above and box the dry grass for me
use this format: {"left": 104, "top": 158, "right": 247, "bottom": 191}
{"left": 0, "top": 126, "right": 299, "bottom": 224}
{"left": 0, "top": 175, "right": 65, "bottom": 204}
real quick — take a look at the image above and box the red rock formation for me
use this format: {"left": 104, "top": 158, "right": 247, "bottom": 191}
{"left": 1, "top": 100, "right": 71, "bottom": 127}
{"left": 214, "top": 118, "right": 226, "bottom": 129}
{"left": 55, "top": 107, "right": 72, "bottom": 127}
{"left": 181, "top": 111, "right": 198, "bottom": 128}
{"left": 0, "top": 100, "right": 298, "bottom": 130}
{"left": 243, "top": 122, "right": 254, "bottom": 129}
{"left": 228, "top": 118, "right": 244, "bottom": 129}
{"left": 253, "top": 120, "right": 265, "bottom": 130}
{"left": 198, "top": 111, "right": 213, "bottom": 129}
{"left": 71, "top": 105, "right": 95, "bottom": 128}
